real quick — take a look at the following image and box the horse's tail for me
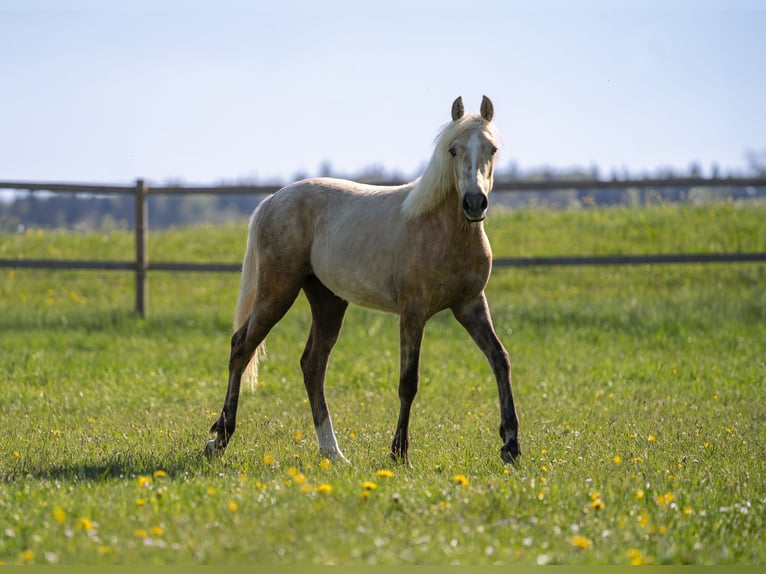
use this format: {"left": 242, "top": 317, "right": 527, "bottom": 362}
{"left": 233, "top": 211, "right": 266, "bottom": 391}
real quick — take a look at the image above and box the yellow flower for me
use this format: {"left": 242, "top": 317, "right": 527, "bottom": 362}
{"left": 137, "top": 475, "right": 152, "bottom": 487}
{"left": 570, "top": 535, "right": 591, "bottom": 550}
{"left": 300, "top": 484, "right": 315, "bottom": 493}
{"left": 376, "top": 469, "right": 394, "bottom": 478}
{"left": 12, "top": 450, "right": 20, "bottom": 458}
{"left": 683, "top": 506, "right": 693, "bottom": 516}
{"left": 135, "top": 529, "right": 148, "bottom": 538}
{"left": 635, "top": 489, "right": 645, "bottom": 500}
{"left": 52, "top": 508, "right": 67, "bottom": 523}
{"left": 153, "top": 470, "right": 167, "bottom": 478}
{"left": 627, "top": 548, "right": 647, "bottom": 565}
{"left": 150, "top": 526, "right": 164, "bottom": 536}
{"left": 453, "top": 474, "right": 469, "bottom": 486}
{"left": 293, "top": 430, "right": 305, "bottom": 441}
{"left": 648, "top": 434, "right": 656, "bottom": 442}
{"left": 655, "top": 492, "right": 674, "bottom": 506}
{"left": 136, "top": 498, "right": 146, "bottom": 506}
{"left": 317, "top": 483, "right": 333, "bottom": 494}
{"left": 319, "top": 458, "right": 332, "bottom": 470}
{"left": 362, "top": 481, "right": 378, "bottom": 490}
{"left": 20, "top": 550, "right": 35, "bottom": 563}
{"left": 287, "top": 466, "right": 299, "bottom": 477}
{"left": 77, "top": 517, "right": 94, "bottom": 531}
{"left": 591, "top": 498, "right": 605, "bottom": 510}
{"left": 613, "top": 455, "right": 622, "bottom": 464}
{"left": 293, "top": 473, "right": 307, "bottom": 485}
{"left": 206, "top": 486, "right": 217, "bottom": 495}
{"left": 262, "top": 454, "right": 275, "bottom": 465}
{"left": 227, "top": 501, "right": 238, "bottom": 512}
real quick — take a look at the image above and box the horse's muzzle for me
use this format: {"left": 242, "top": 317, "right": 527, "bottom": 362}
{"left": 462, "top": 191, "right": 488, "bottom": 222}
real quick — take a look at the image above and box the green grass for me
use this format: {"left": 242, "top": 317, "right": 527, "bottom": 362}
{"left": 1, "top": 202, "right": 765, "bottom": 565}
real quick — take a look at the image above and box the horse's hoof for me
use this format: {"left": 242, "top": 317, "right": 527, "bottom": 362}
{"left": 501, "top": 442, "right": 521, "bottom": 465}
{"left": 205, "top": 439, "right": 223, "bottom": 459}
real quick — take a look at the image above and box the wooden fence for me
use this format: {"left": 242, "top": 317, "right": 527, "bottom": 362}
{"left": 1, "top": 177, "right": 765, "bottom": 318}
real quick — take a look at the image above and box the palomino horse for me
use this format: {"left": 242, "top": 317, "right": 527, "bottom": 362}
{"left": 206, "top": 96, "right": 521, "bottom": 464}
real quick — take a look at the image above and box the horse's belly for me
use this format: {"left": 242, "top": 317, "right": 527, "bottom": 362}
{"left": 314, "top": 267, "right": 398, "bottom": 313}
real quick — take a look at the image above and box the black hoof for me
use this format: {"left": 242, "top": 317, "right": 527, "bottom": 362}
{"left": 501, "top": 440, "right": 521, "bottom": 465}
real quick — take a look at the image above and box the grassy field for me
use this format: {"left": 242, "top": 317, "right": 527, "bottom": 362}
{"left": 1, "top": 202, "right": 764, "bottom": 565}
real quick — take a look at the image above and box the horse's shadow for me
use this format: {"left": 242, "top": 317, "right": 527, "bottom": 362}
{"left": 5, "top": 443, "right": 216, "bottom": 484}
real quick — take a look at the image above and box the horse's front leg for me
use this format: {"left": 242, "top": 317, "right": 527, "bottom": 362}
{"left": 452, "top": 294, "right": 521, "bottom": 463}
{"left": 391, "top": 312, "right": 426, "bottom": 465}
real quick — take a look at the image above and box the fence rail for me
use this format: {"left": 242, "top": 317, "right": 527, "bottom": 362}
{"left": 1, "top": 177, "right": 765, "bottom": 317}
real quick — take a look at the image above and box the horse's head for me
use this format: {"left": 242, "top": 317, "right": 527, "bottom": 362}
{"left": 448, "top": 95, "right": 498, "bottom": 222}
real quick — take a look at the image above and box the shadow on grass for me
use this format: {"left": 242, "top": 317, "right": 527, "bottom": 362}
{"left": 2, "top": 442, "right": 221, "bottom": 484}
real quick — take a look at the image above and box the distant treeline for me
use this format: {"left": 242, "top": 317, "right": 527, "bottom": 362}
{"left": 2, "top": 162, "right": 765, "bottom": 231}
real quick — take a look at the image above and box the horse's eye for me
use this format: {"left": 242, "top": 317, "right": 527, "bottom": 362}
{"left": 449, "top": 146, "right": 457, "bottom": 157}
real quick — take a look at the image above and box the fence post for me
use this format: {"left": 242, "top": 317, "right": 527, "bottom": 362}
{"left": 134, "top": 179, "right": 148, "bottom": 318}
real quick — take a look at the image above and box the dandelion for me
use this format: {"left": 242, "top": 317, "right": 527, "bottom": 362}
{"left": 362, "top": 481, "right": 378, "bottom": 491}
{"left": 570, "top": 535, "right": 592, "bottom": 550}
{"left": 683, "top": 506, "right": 693, "bottom": 516}
{"left": 376, "top": 469, "right": 394, "bottom": 478}
{"left": 77, "top": 517, "right": 94, "bottom": 531}
{"left": 20, "top": 550, "right": 35, "bottom": 563}
{"left": 287, "top": 466, "right": 299, "bottom": 477}
{"left": 135, "top": 529, "right": 149, "bottom": 538}
{"left": 453, "top": 474, "right": 470, "bottom": 486}
{"left": 52, "top": 508, "right": 67, "bottom": 523}
{"left": 655, "top": 492, "right": 674, "bottom": 506}
{"left": 648, "top": 434, "right": 656, "bottom": 442}
{"left": 137, "top": 475, "right": 152, "bottom": 487}
{"left": 136, "top": 498, "right": 147, "bottom": 506}
{"left": 635, "top": 489, "right": 645, "bottom": 500}
{"left": 227, "top": 501, "right": 238, "bottom": 512}
{"left": 317, "top": 483, "right": 333, "bottom": 494}
{"left": 51, "top": 429, "right": 61, "bottom": 436}
{"left": 206, "top": 486, "right": 217, "bottom": 496}
{"left": 293, "top": 430, "right": 305, "bottom": 442}
{"left": 319, "top": 458, "right": 332, "bottom": 470}
{"left": 150, "top": 526, "right": 164, "bottom": 536}
{"left": 153, "top": 470, "right": 167, "bottom": 478}
{"left": 613, "top": 455, "right": 622, "bottom": 464}
{"left": 300, "top": 484, "right": 315, "bottom": 493}
{"left": 262, "top": 454, "right": 275, "bottom": 465}
{"left": 591, "top": 498, "right": 605, "bottom": 510}
{"left": 12, "top": 450, "right": 20, "bottom": 458}
{"left": 627, "top": 548, "right": 648, "bottom": 565}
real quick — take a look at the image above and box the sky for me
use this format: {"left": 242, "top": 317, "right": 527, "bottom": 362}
{"left": 1, "top": 0, "right": 765, "bottom": 187}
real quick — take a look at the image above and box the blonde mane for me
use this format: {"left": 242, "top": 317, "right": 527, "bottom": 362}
{"left": 401, "top": 115, "right": 499, "bottom": 219}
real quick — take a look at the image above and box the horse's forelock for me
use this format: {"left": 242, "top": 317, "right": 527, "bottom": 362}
{"left": 401, "top": 115, "right": 499, "bottom": 219}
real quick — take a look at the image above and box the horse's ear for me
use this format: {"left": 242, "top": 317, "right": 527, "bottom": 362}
{"left": 451, "top": 96, "right": 464, "bottom": 121}
{"left": 480, "top": 95, "right": 494, "bottom": 122}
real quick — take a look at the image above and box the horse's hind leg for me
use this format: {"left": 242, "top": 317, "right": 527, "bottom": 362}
{"left": 206, "top": 277, "right": 303, "bottom": 457}
{"left": 300, "top": 275, "right": 349, "bottom": 462}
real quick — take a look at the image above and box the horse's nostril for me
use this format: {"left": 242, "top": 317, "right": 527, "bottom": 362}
{"left": 480, "top": 195, "right": 488, "bottom": 210}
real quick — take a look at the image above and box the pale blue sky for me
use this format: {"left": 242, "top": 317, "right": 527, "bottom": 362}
{"left": 1, "top": 0, "right": 765, "bottom": 186}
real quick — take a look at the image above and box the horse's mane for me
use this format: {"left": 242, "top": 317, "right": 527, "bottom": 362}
{"left": 401, "top": 114, "right": 499, "bottom": 219}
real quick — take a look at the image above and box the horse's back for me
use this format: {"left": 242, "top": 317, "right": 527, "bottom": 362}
{"left": 251, "top": 178, "right": 412, "bottom": 312}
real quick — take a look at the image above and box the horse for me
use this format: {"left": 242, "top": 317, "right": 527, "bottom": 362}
{"left": 206, "top": 95, "right": 521, "bottom": 464}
